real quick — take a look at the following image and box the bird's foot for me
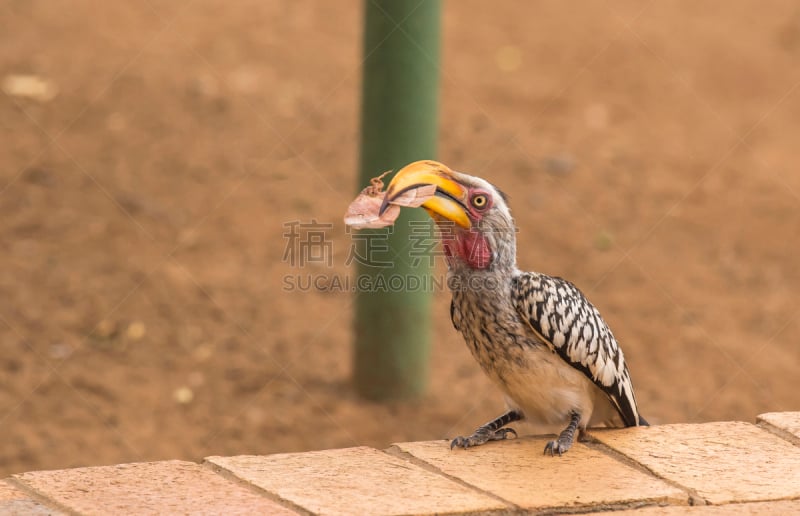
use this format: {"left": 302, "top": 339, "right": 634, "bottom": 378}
{"left": 450, "top": 427, "right": 517, "bottom": 450}
{"left": 543, "top": 410, "right": 582, "bottom": 456}
{"left": 543, "top": 436, "right": 572, "bottom": 456}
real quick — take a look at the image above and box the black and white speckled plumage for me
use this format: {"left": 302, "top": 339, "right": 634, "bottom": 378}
{"left": 439, "top": 170, "right": 647, "bottom": 442}
{"left": 512, "top": 272, "right": 643, "bottom": 427}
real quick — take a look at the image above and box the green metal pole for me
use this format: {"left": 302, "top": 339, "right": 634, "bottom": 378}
{"left": 354, "top": 0, "right": 441, "bottom": 400}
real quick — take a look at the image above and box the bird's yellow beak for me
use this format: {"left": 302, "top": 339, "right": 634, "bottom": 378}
{"left": 380, "top": 160, "right": 471, "bottom": 228}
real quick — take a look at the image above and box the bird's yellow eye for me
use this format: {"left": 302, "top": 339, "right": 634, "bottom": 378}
{"left": 471, "top": 194, "right": 488, "bottom": 209}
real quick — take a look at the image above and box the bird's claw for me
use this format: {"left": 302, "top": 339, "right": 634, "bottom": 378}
{"left": 450, "top": 427, "right": 517, "bottom": 450}
{"left": 543, "top": 438, "right": 571, "bottom": 456}
{"left": 492, "top": 427, "right": 518, "bottom": 441}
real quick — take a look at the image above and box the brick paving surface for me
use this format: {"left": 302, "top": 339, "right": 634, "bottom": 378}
{"left": 5, "top": 413, "right": 800, "bottom": 515}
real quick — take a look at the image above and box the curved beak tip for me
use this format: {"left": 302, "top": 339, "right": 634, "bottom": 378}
{"left": 378, "top": 196, "right": 391, "bottom": 216}
{"left": 373, "top": 160, "right": 472, "bottom": 228}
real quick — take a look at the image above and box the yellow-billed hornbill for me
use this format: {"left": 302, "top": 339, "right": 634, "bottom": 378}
{"left": 379, "top": 160, "right": 648, "bottom": 455}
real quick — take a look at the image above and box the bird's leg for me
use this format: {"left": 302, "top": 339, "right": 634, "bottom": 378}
{"left": 451, "top": 410, "right": 522, "bottom": 449}
{"left": 544, "top": 410, "right": 581, "bottom": 456}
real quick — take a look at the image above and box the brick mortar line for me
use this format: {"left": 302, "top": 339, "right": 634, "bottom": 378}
{"left": 382, "top": 445, "right": 520, "bottom": 515}
{"left": 384, "top": 441, "right": 690, "bottom": 516}
{"left": 528, "top": 500, "right": 679, "bottom": 516}
{"left": 200, "top": 460, "right": 310, "bottom": 516}
{"left": 755, "top": 420, "right": 800, "bottom": 447}
{"left": 4, "top": 476, "right": 81, "bottom": 516}
{"left": 580, "top": 436, "right": 700, "bottom": 506}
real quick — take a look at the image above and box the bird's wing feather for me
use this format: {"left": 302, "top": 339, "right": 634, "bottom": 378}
{"left": 512, "top": 271, "right": 642, "bottom": 427}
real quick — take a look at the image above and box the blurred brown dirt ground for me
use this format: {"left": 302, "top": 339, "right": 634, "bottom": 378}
{"left": 1, "top": 1, "right": 799, "bottom": 476}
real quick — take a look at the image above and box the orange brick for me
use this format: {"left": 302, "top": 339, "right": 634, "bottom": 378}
{"left": 0, "top": 480, "right": 62, "bottom": 515}
{"left": 614, "top": 499, "right": 800, "bottom": 514}
{"left": 208, "top": 446, "right": 507, "bottom": 516}
{"left": 589, "top": 422, "right": 800, "bottom": 504}
{"left": 394, "top": 437, "right": 685, "bottom": 511}
{"left": 14, "top": 460, "right": 296, "bottom": 515}
{"left": 758, "top": 412, "right": 800, "bottom": 445}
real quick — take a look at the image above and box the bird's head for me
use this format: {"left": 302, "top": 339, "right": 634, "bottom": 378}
{"left": 380, "top": 160, "right": 517, "bottom": 272}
